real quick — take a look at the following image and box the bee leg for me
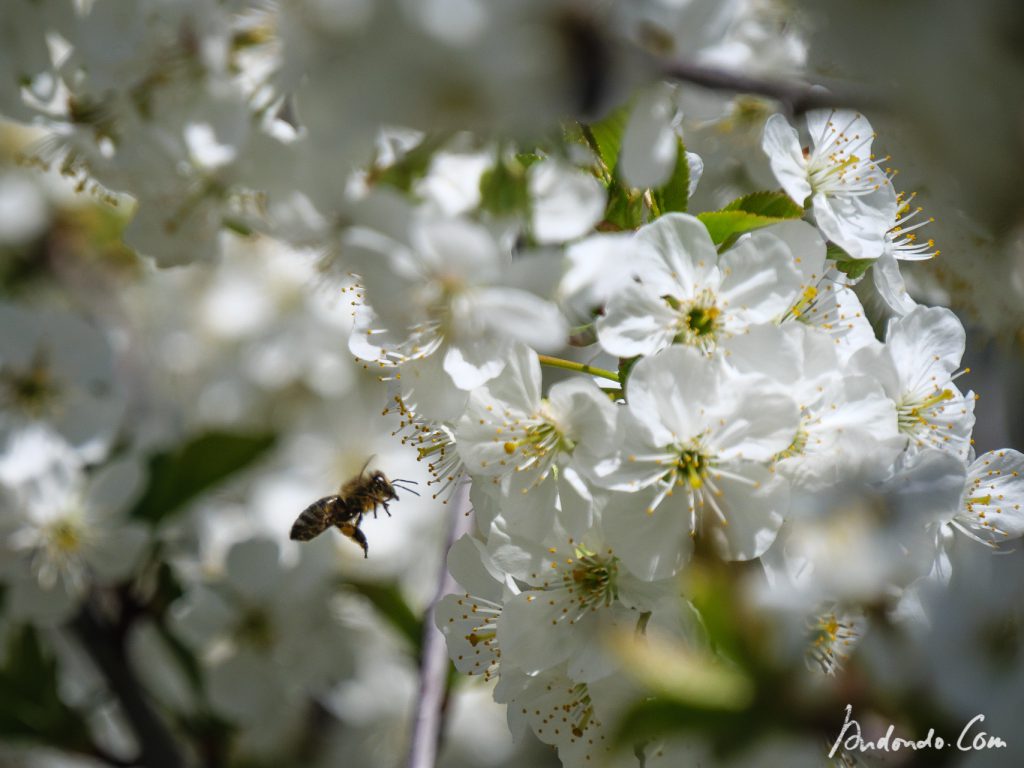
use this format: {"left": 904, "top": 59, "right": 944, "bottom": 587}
{"left": 339, "top": 522, "right": 369, "bottom": 558}
{"left": 382, "top": 501, "right": 392, "bottom": 517}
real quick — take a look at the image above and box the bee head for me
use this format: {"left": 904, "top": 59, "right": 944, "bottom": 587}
{"left": 370, "top": 470, "right": 398, "bottom": 501}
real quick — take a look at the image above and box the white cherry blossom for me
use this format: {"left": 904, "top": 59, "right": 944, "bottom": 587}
{"left": 597, "top": 213, "right": 803, "bottom": 357}
{"left": 345, "top": 214, "right": 568, "bottom": 393}
{"left": 849, "top": 305, "right": 975, "bottom": 461}
{"left": 593, "top": 346, "right": 798, "bottom": 572}
{"left": 763, "top": 109, "right": 897, "bottom": 259}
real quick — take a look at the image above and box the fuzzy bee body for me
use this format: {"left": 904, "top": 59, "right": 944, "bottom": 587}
{"left": 289, "top": 468, "right": 417, "bottom": 558}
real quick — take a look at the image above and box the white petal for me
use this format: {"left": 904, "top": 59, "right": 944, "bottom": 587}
{"left": 762, "top": 113, "right": 811, "bottom": 204}
{"left": 620, "top": 85, "right": 678, "bottom": 190}
{"left": 812, "top": 178, "right": 896, "bottom": 260}
{"left": 636, "top": 213, "right": 719, "bottom": 297}
{"left": 474, "top": 287, "right": 568, "bottom": 352}
{"left": 707, "top": 465, "right": 787, "bottom": 561}
{"left": 444, "top": 337, "right": 509, "bottom": 390}
{"left": 446, "top": 534, "right": 504, "bottom": 604}
{"left": 718, "top": 229, "right": 803, "bottom": 325}
{"left": 886, "top": 306, "right": 965, "bottom": 386}
{"left": 412, "top": 216, "right": 503, "bottom": 281}
{"left": 224, "top": 538, "right": 284, "bottom": 602}
{"left": 601, "top": 489, "right": 693, "bottom": 580}
{"left": 596, "top": 282, "right": 678, "bottom": 358}
{"left": 529, "top": 159, "right": 606, "bottom": 244}
{"left": 873, "top": 252, "right": 918, "bottom": 316}
{"left": 399, "top": 352, "right": 470, "bottom": 420}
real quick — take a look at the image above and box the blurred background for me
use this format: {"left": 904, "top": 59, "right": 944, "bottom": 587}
{"left": 2, "top": 1, "right": 1024, "bottom": 767}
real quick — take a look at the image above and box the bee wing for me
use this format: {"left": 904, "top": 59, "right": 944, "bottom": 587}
{"left": 290, "top": 496, "right": 337, "bottom": 541}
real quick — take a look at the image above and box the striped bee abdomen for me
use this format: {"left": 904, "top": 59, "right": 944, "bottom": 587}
{"left": 289, "top": 496, "right": 339, "bottom": 541}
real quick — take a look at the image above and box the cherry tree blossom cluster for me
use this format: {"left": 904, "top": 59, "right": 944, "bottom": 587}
{"left": 1, "top": 2, "right": 1023, "bottom": 768}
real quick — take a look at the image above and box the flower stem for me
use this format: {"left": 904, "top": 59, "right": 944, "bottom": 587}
{"left": 537, "top": 354, "right": 620, "bottom": 383}
{"left": 405, "top": 482, "right": 473, "bottom": 768}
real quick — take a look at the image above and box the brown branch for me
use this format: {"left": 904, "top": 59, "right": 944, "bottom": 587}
{"left": 70, "top": 597, "right": 186, "bottom": 768}
{"left": 661, "top": 59, "right": 881, "bottom": 115}
{"left": 405, "top": 483, "right": 473, "bottom": 768}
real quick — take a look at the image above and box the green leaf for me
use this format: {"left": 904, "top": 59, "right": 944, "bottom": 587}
{"left": 603, "top": 184, "right": 644, "bottom": 231}
{"left": 722, "top": 190, "right": 804, "bottom": 220}
{"left": 696, "top": 211, "right": 785, "bottom": 245}
{"left": 479, "top": 157, "right": 530, "bottom": 217}
{"left": 651, "top": 138, "right": 691, "bottom": 214}
{"left": 582, "top": 105, "right": 629, "bottom": 174}
{"left": 346, "top": 580, "right": 423, "bottom": 654}
{"left": 0, "top": 626, "right": 92, "bottom": 748}
{"left": 368, "top": 135, "right": 446, "bottom": 192}
{"left": 130, "top": 431, "right": 276, "bottom": 523}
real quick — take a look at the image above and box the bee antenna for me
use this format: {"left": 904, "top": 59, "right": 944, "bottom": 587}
{"left": 359, "top": 454, "right": 376, "bottom": 476}
{"left": 391, "top": 479, "right": 420, "bottom": 496}
{"left": 392, "top": 478, "right": 418, "bottom": 485}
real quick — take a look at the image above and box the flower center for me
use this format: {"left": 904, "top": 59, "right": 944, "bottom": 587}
{"left": 776, "top": 428, "right": 809, "bottom": 460}
{"left": 565, "top": 551, "right": 619, "bottom": 610}
{"left": 501, "top": 403, "right": 574, "bottom": 478}
{"left": 234, "top": 607, "right": 275, "bottom": 650}
{"left": 1, "top": 350, "right": 62, "bottom": 418}
{"left": 663, "top": 447, "right": 711, "bottom": 490}
{"left": 808, "top": 610, "right": 859, "bottom": 675}
{"left": 664, "top": 292, "right": 721, "bottom": 350}
{"left": 806, "top": 113, "right": 885, "bottom": 197}
{"left": 897, "top": 387, "right": 953, "bottom": 434}
{"left": 45, "top": 518, "right": 83, "bottom": 555}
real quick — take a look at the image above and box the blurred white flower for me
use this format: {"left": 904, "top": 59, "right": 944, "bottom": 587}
{"left": 528, "top": 157, "right": 606, "bottom": 244}
{"left": 0, "top": 427, "right": 148, "bottom": 625}
{"left": 169, "top": 537, "right": 354, "bottom": 723}
{"left": 345, "top": 215, "right": 568, "bottom": 393}
{"left": 0, "top": 302, "right": 123, "bottom": 462}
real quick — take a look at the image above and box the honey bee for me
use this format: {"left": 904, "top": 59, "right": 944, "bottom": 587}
{"left": 289, "top": 462, "right": 419, "bottom": 557}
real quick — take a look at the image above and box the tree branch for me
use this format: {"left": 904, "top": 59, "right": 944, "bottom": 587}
{"left": 405, "top": 483, "right": 473, "bottom": 768}
{"left": 70, "top": 597, "right": 186, "bottom": 768}
{"left": 661, "top": 59, "right": 881, "bottom": 115}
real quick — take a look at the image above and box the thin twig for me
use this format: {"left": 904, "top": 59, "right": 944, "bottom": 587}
{"left": 662, "top": 59, "right": 881, "bottom": 115}
{"left": 405, "top": 482, "right": 473, "bottom": 768}
{"left": 70, "top": 597, "right": 186, "bottom": 768}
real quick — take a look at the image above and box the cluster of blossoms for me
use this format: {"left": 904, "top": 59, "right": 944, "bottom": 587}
{"left": 0, "top": 2, "right": 1022, "bottom": 768}
{"left": 346, "top": 105, "right": 1023, "bottom": 763}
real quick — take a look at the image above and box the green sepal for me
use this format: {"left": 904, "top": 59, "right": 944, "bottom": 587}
{"left": 827, "top": 242, "right": 875, "bottom": 279}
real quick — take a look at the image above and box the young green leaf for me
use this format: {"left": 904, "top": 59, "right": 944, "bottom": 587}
{"left": 722, "top": 190, "right": 804, "bottom": 219}
{"left": 581, "top": 105, "right": 630, "bottom": 175}
{"left": 651, "top": 138, "right": 691, "bottom": 214}
{"left": 129, "top": 431, "right": 276, "bottom": 523}
{"left": 696, "top": 210, "right": 783, "bottom": 245}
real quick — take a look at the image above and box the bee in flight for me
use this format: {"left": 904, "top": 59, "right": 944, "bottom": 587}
{"left": 289, "top": 463, "right": 419, "bottom": 557}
